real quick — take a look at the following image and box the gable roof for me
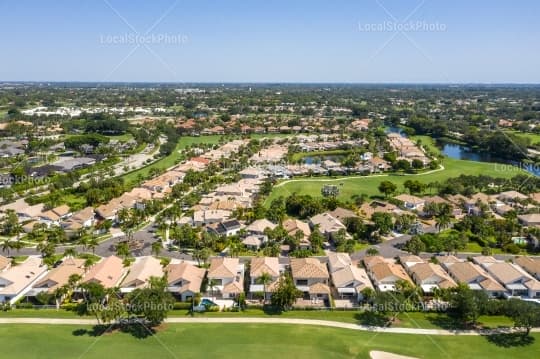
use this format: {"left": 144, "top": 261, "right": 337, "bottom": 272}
{"left": 250, "top": 257, "right": 280, "bottom": 278}
{"left": 165, "top": 262, "right": 205, "bottom": 293}
{"left": 290, "top": 258, "right": 329, "bottom": 279}
{"left": 327, "top": 252, "right": 352, "bottom": 273}
{"left": 246, "top": 219, "right": 276, "bottom": 233}
{"left": 34, "top": 258, "right": 85, "bottom": 292}
{"left": 82, "top": 256, "right": 124, "bottom": 288}
{"left": 310, "top": 213, "right": 346, "bottom": 233}
{"left": 409, "top": 262, "right": 456, "bottom": 288}
{"left": 121, "top": 256, "right": 164, "bottom": 288}
{"left": 515, "top": 257, "right": 540, "bottom": 278}
{"left": 207, "top": 257, "right": 239, "bottom": 279}
{"left": 331, "top": 265, "right": 373, "bottom": 290}
{"left": 0, "top": 257, "right": 47, "bottom": 295}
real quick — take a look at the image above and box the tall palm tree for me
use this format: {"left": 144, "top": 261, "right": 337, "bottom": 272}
{"left": 208, "top": 278, "right": 217, "bottom": 298}
{"left": 435, "top": 214, "right": 451, "bottom": 232}
{"left": 257, "top": 272, "right": 272, "bottom": 303}
{"left": 63, "top": 247, "right": 77, "bottom": 258}
{"left": 1, "top": 239, "right": 13, "bottom": 256}
{"left": 151, "top": 241, "right": 162, "bottom": 257}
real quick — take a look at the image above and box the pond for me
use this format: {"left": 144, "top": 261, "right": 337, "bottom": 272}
{"left": 302, "top": 154, "right": 345, "bottom": 164}
{"left": 440, "top": 142, "right": 540, "bottom": 176}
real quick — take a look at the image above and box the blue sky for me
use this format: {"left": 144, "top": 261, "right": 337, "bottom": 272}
{"left": 1, "top": 0, "right": 539, "bottom": 83}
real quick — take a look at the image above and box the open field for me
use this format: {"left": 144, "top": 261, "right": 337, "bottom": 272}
{"left": 266, "top": 157, "right": 528, "bottom": 203}
{"left": 0, "top": 323, "right": 536, "bottom": 359}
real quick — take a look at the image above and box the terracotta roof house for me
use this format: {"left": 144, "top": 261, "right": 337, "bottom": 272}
{"left": 249, "top": 257, "right": 283, "bottom": 300}
{"left": 207, "top": 257, "right": 244, "bottom": 298}
{"left": 0, "top": 257, "right": 47, "bottom": 305}
{"left": 242, "top": 235, "right": 267, "bottom": 250}
{"left": 358, "top": 201, "right": 398, "bottom": 219}
{"left": 120, "top": 256, "right": 164, "bottom": 293}
{"left": 82, "top": 256, "right": 125, "bottom": 288}
{"left": 290, "top": 258, "right": 330, "bottom": 301}
{"left": 166, "top": 262, "right": 206, "bottom": 301}
{"left": 245, "top": 219, "right": 276, "bottom": 235}
{"left": 407, "top": 262, "right": 457, "bottom": 293}
{"left": 363, "top": 256, "right": 413, "bottom": 292}
{"left": 442, "top": 261, "right": 505, "bottom": 297}
{"left": 515, "top": 257, "right": 540, "bottom": 280}
{"left": 32, "top": 258, "right": 85, "bottom": 293}
{"left": 331, "top": 264, "right": 374, "bottom": 301}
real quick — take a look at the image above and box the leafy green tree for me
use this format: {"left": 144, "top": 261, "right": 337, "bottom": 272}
{"left": 378, "top": 181, "right": 397, "bottom": 198}
{"left": 504, "top": 299, "right": 540, "bottom": 336}
{"left": 271, "top": 274, "right": 301, "bottom": 311}
{"left": 127, "top": 276, "right": 174, "bottom": 326}
{"left": 448, "top": 283, "right": 488, "bottom": 327}
{"left": 371, "top": 212, "right": 393, "bottom": 235}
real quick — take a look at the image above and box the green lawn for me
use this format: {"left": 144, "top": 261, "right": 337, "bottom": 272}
{"left": 1, "top": 308, "right": 513, "bottom": 330}
{"left": 504, "top": 130, "right": 540, "bottom": 145}
{"left": 0, "top": 323, "right": 536, "bottom": 359}
{"left": 267, "top": 157, "right": 529, "bottom": 203}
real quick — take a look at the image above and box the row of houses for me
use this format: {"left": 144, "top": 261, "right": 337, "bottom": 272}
{"left": 2, "top": 252, "right": 539, "bottom": 307}
{"left": 0, "top": 255, "right": 205, "bottom": 305}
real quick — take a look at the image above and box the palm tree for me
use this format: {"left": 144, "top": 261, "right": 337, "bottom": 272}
{"left": 208, "top": 278, "right": 217, "bottom": 298}
{"left": 257, "top": 272, "right": 272, "bottom": 303}
{"left": 435, "top": 214, "right": 451, "bottom": 232}
{"left": 115, "top": 241, "right": 130, "bottom": 259}
{"left": 151, "top": 241, "right": 162, "bottom": 257}
{"left": 1, "top": 239, "right": 13, "bottom": 256}
{"left": 87, "top": 237, "right": 98, "bottom": 255}
{"left": 63, "top": 247, "right": 77, "bottom": 258}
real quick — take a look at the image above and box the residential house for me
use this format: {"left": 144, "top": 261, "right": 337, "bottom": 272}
{"left": 120, "top": 256, "right": 164, "bottom": 293}
{"left": 518, "top": 213, "right": 540, "bottom": 227}
{"left": 310, "top": 212, "right": 347, "bottom": 240}
{"left": 327, "top": 252, "right": 353, "bottom": 273}
{"left": 394, "top": 194, "right": 425, "bottom": 210}
{"left": 331, "top": 263, "right": 374, "bottom": 301}
{"left": 242, "top": 235, "right": 267, "bottom": 250}
{"left": 515, "top": 257, "right": 540, "bottom": 280}
{"left": 245, "top": 219, "right": 276, "bottom": 236}
{"left": 283, "top": 219, "right": 312, "bottom": 249}
{"left": 62, "top": 207, "right": 95, "bottom": 234}
{"left": 249, "top": 257, "right": 283, "bottom": 300}
{"left": 328, "top": 207, "right": 358, "bottom": 223}
{"left": 166, "top": 262, "right": 205, "bottom": 301}
{"left": 32, "top": 258, "right": 85, "bottom": 294}
{"left": 475, "top": 259, "right": 540, "bottom": 299}
{"left": 406, "top": 262, "right": 456, "bottom": 293}
{"left": 206, "top": 220, "right": 243, "bottom": 237}
{"left": 206, "top": 257, "right": 244, "bottom": 298}
{"left": 82, "top": 256, "right": 126, "bottom": 288}
{"left": 0, "top": 257, "right": 48, "bottom": 305}
{"left": 193, "top": 210, "right": 231, "bottom": 226}
{"left": 442, "top": 261, "right": 506, "bottom": 297}
{"left": 363, "top": 256, "right": 413, "bottom": 292}
{"left": 290, "top": 258, "right": 330, "bottom": 301}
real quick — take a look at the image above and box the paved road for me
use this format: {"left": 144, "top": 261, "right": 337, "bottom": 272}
{"left": 0, "top": 317, "right": 536, "bottom": 336}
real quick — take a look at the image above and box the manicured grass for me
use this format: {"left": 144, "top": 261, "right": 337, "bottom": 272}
{"left": 0, "top": 323, "right": 537, "bottom": 359}
{"left": 1, "top": 308, "right": 513, "bottom": 330}
{"left": 267, "top": 157, "right": 528, "bottom": 203}
{"left": 504, "top": 130, "right": 540, "bottom": 145}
